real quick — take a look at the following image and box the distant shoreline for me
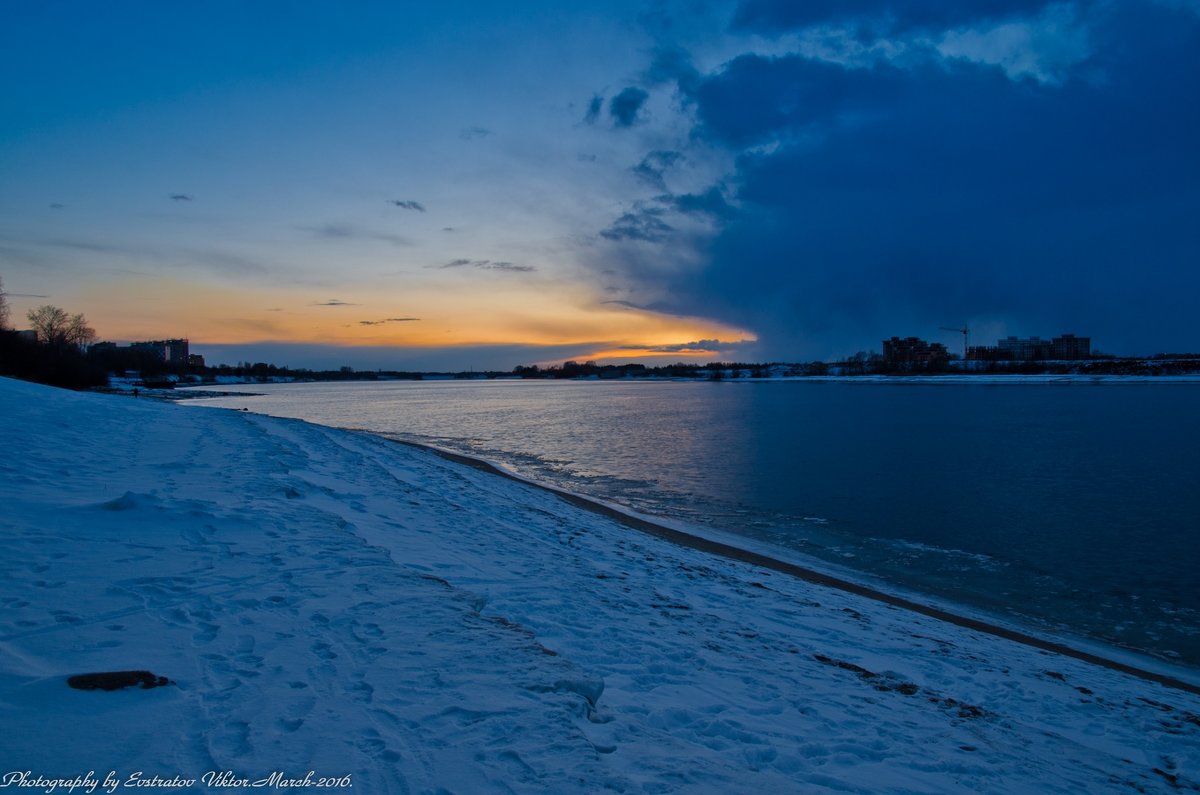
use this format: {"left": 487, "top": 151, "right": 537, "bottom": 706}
{"left": 391, "top": 436, "right": 1200, "bottom": 697}
{"left": 172, "top": 372, "right": 1200, "bottom": 391}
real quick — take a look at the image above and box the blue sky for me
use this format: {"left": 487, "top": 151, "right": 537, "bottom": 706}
{"left": 2, "top": 0, "right": 1197, "bottom": 368}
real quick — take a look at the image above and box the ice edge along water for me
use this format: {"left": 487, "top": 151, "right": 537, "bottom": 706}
{"left": 369, "top": 433, "right": 1200, "bottom": 697}
{"left": 2, "top": 375, "right": 1199, "bottom": 794}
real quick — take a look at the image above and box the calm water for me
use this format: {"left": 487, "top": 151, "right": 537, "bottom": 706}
{"left": 191, "top": 379, "right": 1200, "bottom": 666}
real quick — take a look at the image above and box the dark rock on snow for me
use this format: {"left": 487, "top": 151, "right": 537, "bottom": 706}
{"left": 67, "top": 670, "right": 173, "bottom": 691}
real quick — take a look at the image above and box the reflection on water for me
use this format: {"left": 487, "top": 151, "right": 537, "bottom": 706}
{"left": 191, "top": 379, "right": 1200, "bottom": 666}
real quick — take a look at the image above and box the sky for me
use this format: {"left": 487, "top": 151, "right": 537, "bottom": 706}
{"left": 1, "top": 0, "right": 1197, "bottom": 369}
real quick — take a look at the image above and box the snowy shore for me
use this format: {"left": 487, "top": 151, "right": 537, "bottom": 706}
{"left": 1, "top": 376, "right": 1198, "bottom": 793}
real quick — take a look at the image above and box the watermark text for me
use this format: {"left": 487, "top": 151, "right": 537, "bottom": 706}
{"left": 1, "top": 771, "right": 352, "bottom": 793}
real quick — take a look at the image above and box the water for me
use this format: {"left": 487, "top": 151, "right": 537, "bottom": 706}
{"left": 190, "top": 379, "right": 1200, "bottom": 667}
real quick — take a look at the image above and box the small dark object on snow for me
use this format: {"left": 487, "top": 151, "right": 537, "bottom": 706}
{"left": 67, "top": 670, "right": 173, "bottom": 691}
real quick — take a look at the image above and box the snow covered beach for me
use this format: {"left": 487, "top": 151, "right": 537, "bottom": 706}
{"left": 2, "top": 377, "right": 1198, "bottom": 793}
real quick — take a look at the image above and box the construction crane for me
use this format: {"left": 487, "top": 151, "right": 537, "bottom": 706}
{"left": 941, "top": 326, "right": 970, "bottom": 360}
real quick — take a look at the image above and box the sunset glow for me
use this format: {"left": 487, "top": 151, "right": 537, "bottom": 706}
{"left": 2, "top": 1, "right": 1197, "bottom": 368}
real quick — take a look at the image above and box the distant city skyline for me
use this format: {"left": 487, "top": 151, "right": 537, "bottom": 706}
{"left": 2, "top": 1, "right": 1197, "bottom": 370}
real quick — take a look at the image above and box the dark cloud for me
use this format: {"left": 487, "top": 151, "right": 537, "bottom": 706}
{"left": 598, "top": 186, "right": 734, "bottom": 247}
{"left": 689, "top": 54, "right": 904, "bottom": 148}
{"left": 303, "top": 223, "right": 410, "bottom": 247}
{"left": 435, "top": 259, "right": 535, "bottom": 273}
{"left": 49, "top": 203, "right": 64, "bottom": 209}
{"left": 358, "top": 317, "right": 421, "bottom": 326}
{"left": 621, "top": 338, "right": 726, "bottom": 353}
{"left": 609, "top": 87, "right": 649, "bottom": 127}
{"left": 731, "top": 0, "right": 1056, "bottom": 34}
{"left": 389, "top": 199, "right": 426, "bottom": 212}
{"left": 309, "top": 224, "right": 354, "bottom": 238}
{"left": 169, "top": 193, "right": 193, "bottom": 201}
{"left": 460, "top": 126, "right": 491, "bottom": 140}
{"left": 644, "top": 47, "right": 700, "bottom": 93}
{"left": 582, "top": 94, "right": 604, "bottom": 125}
{"left": 312, "top": 299, "right": 358, "bottom": 306}
{"left": 661, "top": 187, "right": 737, "bottom": 220}
{"left": 631, "top": 150, "right": 683, "bottom": 189}
{"left": 599, "top": 206, "right": 673, "bottom": 243}
{"left": 608, "top": 2, "right": 1200, "bottom": 358}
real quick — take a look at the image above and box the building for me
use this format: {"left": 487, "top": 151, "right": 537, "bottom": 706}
{"left": 89, "top": 338, "right": 196, "bottom": 372}
{"left": 130, "top": 339, "right": 190, "bottom": 366}
{"left": 971, "top": 333, "right": 1091, "bottom": 361}
{"left": 883, "top": 336, "right": 950, "bottom": 365}
{"left": 1051, "top": 334, "right": 1090, "bottom": 360}
{"left": 996, "top": 336, "right": 1051, "bottom": 360}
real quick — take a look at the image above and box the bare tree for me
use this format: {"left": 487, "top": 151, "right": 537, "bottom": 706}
{"left": 27, "top": 305, "right": 70, "bottom": 344}
{"left": 0, "top": 276, "right": 9, "bottom": 330}
{"left": 26, "top": 305, "right": 97, "bottom": 349}
{"left": 67, "top": 313, "right": 97, "bottom": 349}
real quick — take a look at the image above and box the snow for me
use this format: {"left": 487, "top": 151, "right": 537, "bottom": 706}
{"left": 2, "top": 376, "right": 1198, "bottom": 793}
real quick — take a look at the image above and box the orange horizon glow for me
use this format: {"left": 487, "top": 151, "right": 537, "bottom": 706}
{"left": 32, "top": 275, "right": 755, "bottom": 359}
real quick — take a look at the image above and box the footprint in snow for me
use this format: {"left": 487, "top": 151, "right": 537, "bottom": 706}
{"left": 311, "top": 641, "right": 338, "bottom": 660}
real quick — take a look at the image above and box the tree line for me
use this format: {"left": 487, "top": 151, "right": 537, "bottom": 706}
{"left": 0, "top": 279, "right": 107, "bottom": 389}
{"left": 510, "top": 360, "right": 827, "bottom": 379}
